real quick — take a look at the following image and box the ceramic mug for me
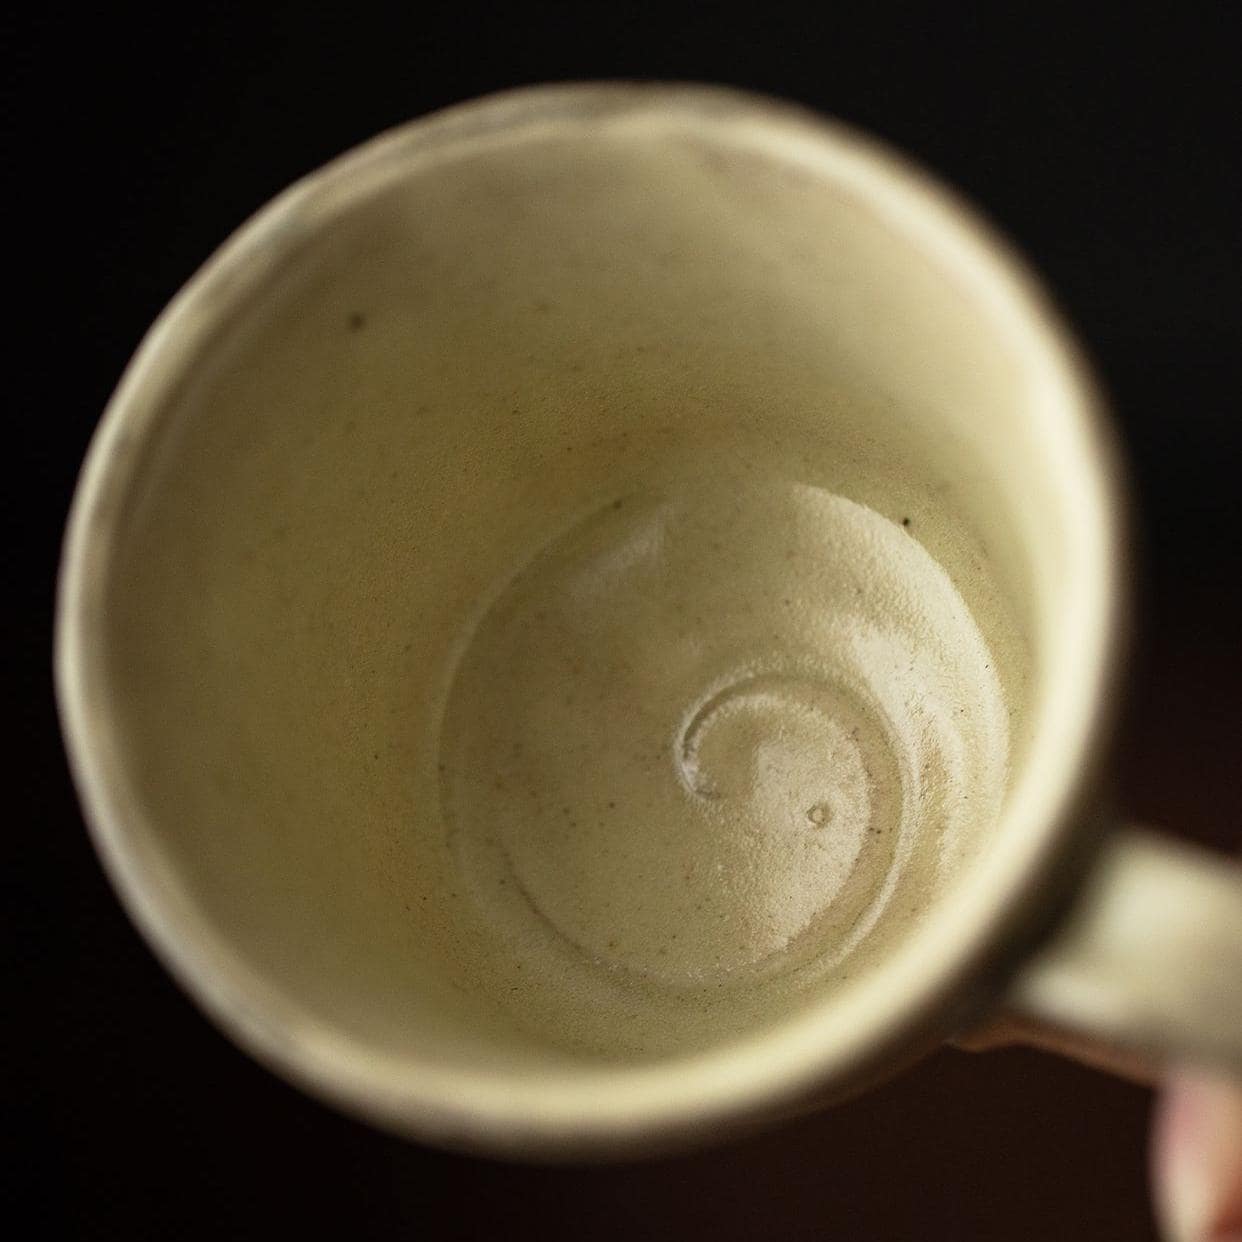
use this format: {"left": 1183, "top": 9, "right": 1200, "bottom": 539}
{"left": 56, "top": 83, "right": 1242, "bottom": 1158}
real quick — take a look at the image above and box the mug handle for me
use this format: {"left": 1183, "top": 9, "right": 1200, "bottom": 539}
{"left": 964, "top": 829, "right": 1242, "bottom": 1075}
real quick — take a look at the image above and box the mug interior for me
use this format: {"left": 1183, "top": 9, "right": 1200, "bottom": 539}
{"left": 58, "top": 85, "right": 1119, "bottom": 1152}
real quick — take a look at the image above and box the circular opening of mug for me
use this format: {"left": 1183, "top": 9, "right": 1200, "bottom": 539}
{"left": 58, "top": 84, "right": 1121, "bottom": 1154}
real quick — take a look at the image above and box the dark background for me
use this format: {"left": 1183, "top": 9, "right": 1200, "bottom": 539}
{"left": 11, "top": 4, "right": 1240, "bottom": 1239}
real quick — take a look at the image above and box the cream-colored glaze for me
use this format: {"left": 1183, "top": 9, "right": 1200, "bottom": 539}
{"left": 60, "top": 86, "right": 1142, "bottom": 1153}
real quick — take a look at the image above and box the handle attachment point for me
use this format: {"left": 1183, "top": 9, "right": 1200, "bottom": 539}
{"left": 1011, "top": 828, "right": 1242, "bottom": 1073}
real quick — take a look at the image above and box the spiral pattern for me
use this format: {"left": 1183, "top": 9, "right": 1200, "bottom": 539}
{"left": 439, "top": 479, "right": 1008, "bottom": 993}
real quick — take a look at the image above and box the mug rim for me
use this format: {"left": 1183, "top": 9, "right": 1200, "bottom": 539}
{"left": 55, "top": 81, "right": 1129, "bottom": 1157}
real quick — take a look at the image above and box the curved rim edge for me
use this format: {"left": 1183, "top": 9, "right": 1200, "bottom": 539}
{"left": 55, "top": 80, "right": 1129, "bottom": 1157}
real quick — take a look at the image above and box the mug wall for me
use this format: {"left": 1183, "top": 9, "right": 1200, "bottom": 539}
{"left": 89, "top": 102, "right": 1096, "bottom": 1078}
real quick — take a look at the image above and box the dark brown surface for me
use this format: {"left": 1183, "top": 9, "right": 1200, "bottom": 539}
{"left": 11, "top": 4, "right": 1239, "bottom": 1239}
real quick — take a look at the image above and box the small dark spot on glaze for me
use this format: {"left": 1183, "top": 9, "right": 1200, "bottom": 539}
{"left": 901, "top": 516, "right": 911, "bottom": 527}
{"left": 347, "top": 312, "right": 366, "bottom": 331}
